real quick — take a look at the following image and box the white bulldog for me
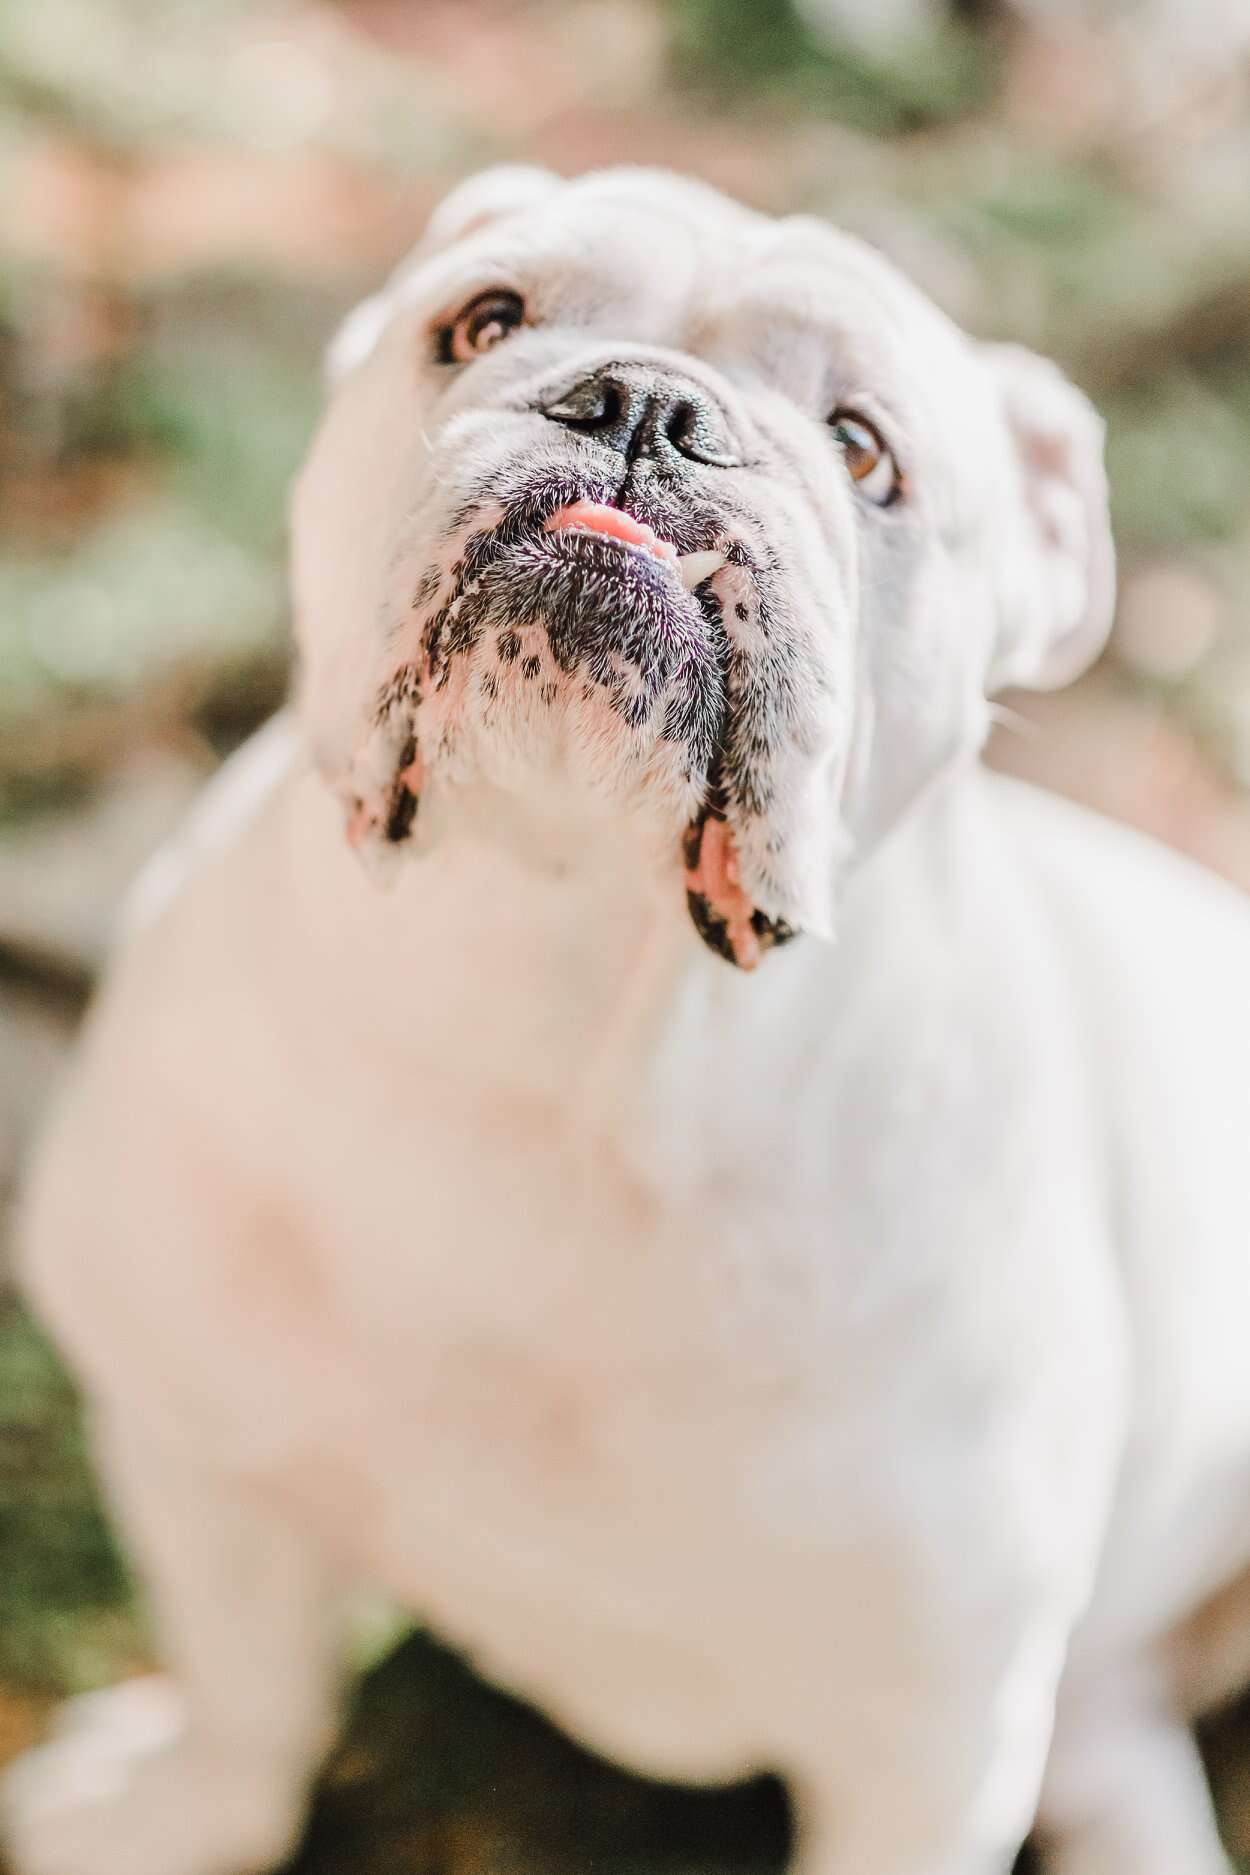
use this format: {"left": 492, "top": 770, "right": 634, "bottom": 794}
{"left": 6, "top": 166, "right": 1250, "bottom": 1875}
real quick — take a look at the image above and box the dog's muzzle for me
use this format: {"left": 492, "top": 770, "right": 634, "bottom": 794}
{"left": 350, "top": 360, "right": 804, "bottom": 973}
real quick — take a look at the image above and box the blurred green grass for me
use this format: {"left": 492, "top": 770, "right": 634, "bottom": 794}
{"left": 0, "top": 1299, "right": 135, "bottom": 1697}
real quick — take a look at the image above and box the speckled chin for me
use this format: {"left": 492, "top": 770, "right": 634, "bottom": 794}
{"left": 345, "top": 483, "right": 824, "bottom": 971}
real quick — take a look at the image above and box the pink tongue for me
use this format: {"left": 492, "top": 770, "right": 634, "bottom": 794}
{"left": 544, "top": 501, "right": 678, "bottom": 563}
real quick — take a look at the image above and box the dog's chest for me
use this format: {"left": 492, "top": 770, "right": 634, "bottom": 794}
{"left": 305, "top": 1084, "right": 840, "bottom": 1512}
{"left": 269, "top": 1086, "right": 859, "bottom": 1771}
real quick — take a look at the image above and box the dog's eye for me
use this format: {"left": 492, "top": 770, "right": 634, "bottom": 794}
{"left": 829, "top": 410, "right": 902, "bottom": 506}
{"left": 441, "top": 290, "right": 526, "bottom": 364}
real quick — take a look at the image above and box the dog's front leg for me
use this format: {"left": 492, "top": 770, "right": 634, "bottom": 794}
{"left": 3, "top": 1412, "right": 337, "bottom": 1875}
{"left": 1035, "top": 1671, "right": 1234, "bottom": 1875}
{"left": 784, "top": 1603, "right": 1077, "bottom": 1875}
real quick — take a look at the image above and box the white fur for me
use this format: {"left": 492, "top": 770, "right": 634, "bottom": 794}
{"left": 5, "top": 169, "right": 1249, "bottom": 1875}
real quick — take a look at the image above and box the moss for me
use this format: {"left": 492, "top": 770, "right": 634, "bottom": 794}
{"left": 0, "top": 1297, "right": 141, "bottom": 1695}
{"left": 667, "top": 0, "right": 993, "bottom": 130}
{"left": 1105, "top": 364, "right": 1250, "bottom": 549}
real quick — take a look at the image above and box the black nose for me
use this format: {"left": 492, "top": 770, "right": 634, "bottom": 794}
{"left": 538, "top": 366, "right": 742, "bottom": 469}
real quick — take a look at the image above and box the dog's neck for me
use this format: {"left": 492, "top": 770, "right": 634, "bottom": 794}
{"left": 290, "top": 751, "right": 984, "bottom": 1167}
{"left": 391, "top": 777, "right": 715, "bottom": 1128}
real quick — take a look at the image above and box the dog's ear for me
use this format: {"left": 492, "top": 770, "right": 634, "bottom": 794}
{"left": 983, "top": 344, "right": 1116, "bottom": 694}
{"left": 327, "top": 167, "right": 560, "bottom": 383}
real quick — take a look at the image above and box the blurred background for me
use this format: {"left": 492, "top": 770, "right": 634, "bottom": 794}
{"left": 1, "top": 0, "right": 1249, "bottom": 1863}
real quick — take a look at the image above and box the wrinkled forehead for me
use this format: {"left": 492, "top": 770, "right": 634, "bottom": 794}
{"left": 395, "top": 170, "right": 982, "bottom": 420}
{"left": 404, "top": 168, "right": 764, "bottom": 314}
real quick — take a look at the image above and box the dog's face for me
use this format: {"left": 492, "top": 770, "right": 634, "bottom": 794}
{"left": 293, "top": 167, "right": 1113, "bottom": 968}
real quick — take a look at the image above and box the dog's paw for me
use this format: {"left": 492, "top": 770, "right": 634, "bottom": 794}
{"left": 2, "top": 1678, "right": 302, "bottom": 1875}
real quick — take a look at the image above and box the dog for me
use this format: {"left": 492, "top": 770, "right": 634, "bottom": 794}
{"left": 6, "top": 164, "right": 1250, "bottom": 1875}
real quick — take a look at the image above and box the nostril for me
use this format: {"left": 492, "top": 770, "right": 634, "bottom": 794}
{"left": 543, "top": 374, "right": 626, "bottom": 432}
{"left": 598, "top": 380, "right": 625, "bottom": 431}
{"left": 664, "top": 396, "right": 739, "bottom": 468}
{"left": 665, "top": 399, "right": 699, "bottom": 455}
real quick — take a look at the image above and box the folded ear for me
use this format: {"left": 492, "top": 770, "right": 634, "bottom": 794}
{"left": 983, "top": 344, "right": 1116, "bottom": 694}
{"left": 327, "top": 165, "right": 561, "bottom": 383}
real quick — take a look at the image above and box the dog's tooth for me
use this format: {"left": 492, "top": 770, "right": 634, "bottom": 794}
{"left": 676, "top": 550, "right": 726, "bottom": 591}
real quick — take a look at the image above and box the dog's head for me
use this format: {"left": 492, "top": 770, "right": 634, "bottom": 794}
{"left": 293, "top": 166, "right": 1113, "bottom": 968}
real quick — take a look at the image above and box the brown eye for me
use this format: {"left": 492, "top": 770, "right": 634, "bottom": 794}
{"left": 442, "top": 290, "right": 526, "bottom": 364}
{"left": 830, "top": 409, "right": 902, "bottom": 506}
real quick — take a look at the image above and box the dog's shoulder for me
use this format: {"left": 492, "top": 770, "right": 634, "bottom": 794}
{"left": 18, "top": 716, "right": 308, "bottom": 1267}
{"left": 984, "top": 768, "right": 1250, "bottom": 957}
{"left": 983, "top": 770, "right": 1250, "bottom": 1169}
{"left": 119, "top": 711, "right": 301, "bottom": 948}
